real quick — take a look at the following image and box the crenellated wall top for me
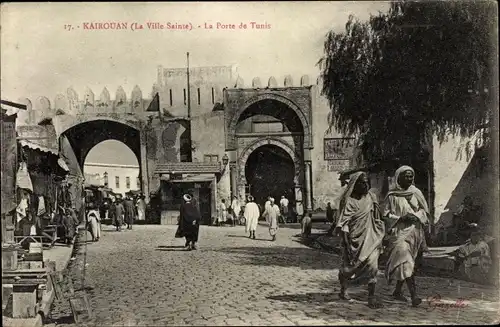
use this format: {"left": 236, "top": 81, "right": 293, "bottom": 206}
{"left": 16, "top": 86, "right": 156, "bottom": 126}
{"left": 229, "top": 74, "right": 319, "bottom": 89}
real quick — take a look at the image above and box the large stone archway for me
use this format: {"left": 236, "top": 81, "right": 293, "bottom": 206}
{"left": 236, "top": 137, "right": 306, "bottom": 216}
{"left": 60, "top": 119, "right": 150, "bottom": 199}
{"left": 224, "top": 87, "right": 315, "bottom": 214}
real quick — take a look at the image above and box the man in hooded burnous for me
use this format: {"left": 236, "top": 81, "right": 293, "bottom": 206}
{"left": 383, "top": 165, "right": 430, "bottom": 307}
{"left": 179, "top": 194, "right": 201, "bottom": 250}
{"left": 335, "top": 172, "right": 385, "bottom": 309}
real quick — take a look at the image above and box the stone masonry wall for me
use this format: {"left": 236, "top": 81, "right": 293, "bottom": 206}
{"left": 190, "top": 111, "right": 230, "bottom": 201}
{"left": 156, "top": 65, "right": 237, "bottom": 118}
{"left": 432, "top": 133, "right": 492, "bottom": 231}
{"left": 310, "top": 85, "right": 346, "bottom": 210}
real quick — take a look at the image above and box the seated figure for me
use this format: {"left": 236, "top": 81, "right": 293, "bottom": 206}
{"left": 451, "top": 196, "right": 482, "bottom": 245}
{"left": 452, "top": 226, "right": 492, "bottom": 284}
{"left": 302, "top": 212, "right": 313, "bottom": 237}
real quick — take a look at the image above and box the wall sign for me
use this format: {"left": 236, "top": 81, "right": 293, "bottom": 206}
{"left": 324, "top": 138, "right": 356, "bottom": 160}
{"left": 327, "top": 160, "right": 350, "bottom": 172}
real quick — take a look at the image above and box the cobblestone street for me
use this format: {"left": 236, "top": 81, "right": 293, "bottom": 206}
{"left": 47, "top": 225, "right": 499, "bottom": 326}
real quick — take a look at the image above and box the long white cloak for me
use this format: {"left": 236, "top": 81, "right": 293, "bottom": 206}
{"left": 264, "top": 200, "right": 272, "bottom": 223}
{"left": 244, "top": 202, "right": 260, "bottom": 232}
{"left": 231, "top": 199, "right": 241, "bottom": 217}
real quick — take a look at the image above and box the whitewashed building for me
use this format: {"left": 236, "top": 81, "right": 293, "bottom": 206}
{"left": 84, "top": 162, "right": 141, "bottom": 196}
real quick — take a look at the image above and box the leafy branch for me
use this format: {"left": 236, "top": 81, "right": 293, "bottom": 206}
{"left": 319, "top": 1, "right": 496, "bottom": 164}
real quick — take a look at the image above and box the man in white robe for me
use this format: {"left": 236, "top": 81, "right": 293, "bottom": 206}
{"left": 231, "top": 196, "right": 241, "bottom": 226}
{"left": 264, "top": 196, "right": 272, "bottom": 223}
{"left": 87, "top": 209, "right": 101, "bottom": 242}
{"left": 218, "top": 199, "right": 227, "bottom": 226}
{"left": 245, "top": 196, "right": 260, "bottom": 239}
{"left": 280, "top": 195, "right": 289, "bottom": 224}
{"left": 267, "top": 198, "right": 281, "bottom": 241}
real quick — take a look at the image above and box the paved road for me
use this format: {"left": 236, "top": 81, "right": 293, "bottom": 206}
{"left": 47, "top": 224, "right": 499, "bottom": 326}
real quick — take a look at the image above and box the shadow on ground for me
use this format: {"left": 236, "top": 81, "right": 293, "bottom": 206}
{"left": 271, "top": 223, "right": 332, "bottom": 231}
{"left": 213, "top": 244, "right": 341, "bottom": 270}
{"left": 227, "top": 235, "right": 274, "bottom": 242}
{"left": 266, "top": 273, "right": 499, "bottom": 324}
{"left": 155, "top": 247, "right": 187, "bottom": 252}
{"left": 43, "top": 314, "right": 75, "bottom": 325}
{"left": 291, "top": 272, "right": 499, "bottom": 322}
{"left": 157, "top": 245, "right": 185, "bottom": 249}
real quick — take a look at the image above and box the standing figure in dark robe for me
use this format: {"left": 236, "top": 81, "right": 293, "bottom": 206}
{"left": 62, "top": 206, "right": 80, "bottom": 246}
{"left": 114, "top": 198, "right": 125, "bottom": 232}
{"left": 179, "top": 194, "right": 201, "bottom": 251}
{"left": 123, "top": 195, "right": 135, "bottom": 230}
{"left": 108, "top": 198, "right": 116, "bottom": 226}
{"left": 334, "top": 171, "right": 385, "bottom": 309}
{"left": 326, "top": 202, "right": 335, "bottom": 224}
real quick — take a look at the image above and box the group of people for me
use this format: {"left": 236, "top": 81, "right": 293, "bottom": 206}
{"left": 106, "top": 194, "right": 147, "bottom": 230}
{"left": 84, "top": 194, "right": 147, "bottom": 242}
{"left": 334, "top": 165, "right": 431, "bottom": 308}
{"left": 335, "top": 164, "right": 495, "bottom": 309}
{"left": 175, "top": 193, "right": 289, "bottom": 250}
{"left": 242, "top": 195, "right": 282, "bottom": 241}
{"left": 215, "top": 195, "right": 292, "bottom": 228}
{"left": 110, "top": 195, "right": 137, "bottom": 231}
{"left": 174, "top": 163, "right": 493, "bottom": 306}
{"left": 14, "top": 178, "right": 82, "bottom": 247}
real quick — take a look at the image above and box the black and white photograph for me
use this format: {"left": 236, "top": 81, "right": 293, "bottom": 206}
{"left": 1, "top": 1, "right": 499, "bottom": 326}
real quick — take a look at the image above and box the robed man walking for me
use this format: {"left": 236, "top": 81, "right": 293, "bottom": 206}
{"left": 179, "top": 194, "right": 201, "bottom": 251}
{"left": 335, "top": 171, "right": 385, "bottom": 308}
{"left": 123, "top": 195, "right": 135, "bottom": 230}
{"left": 244, "top": 195, "right": 260, "bottom": 239}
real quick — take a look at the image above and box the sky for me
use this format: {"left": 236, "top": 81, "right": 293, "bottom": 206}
{"left": 1, "top": 2, "right": 389, "bottom": 165}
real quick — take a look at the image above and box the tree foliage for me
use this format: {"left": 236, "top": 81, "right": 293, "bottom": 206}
{"left": 319, "top": 1, "right": 497, "bottom": 165}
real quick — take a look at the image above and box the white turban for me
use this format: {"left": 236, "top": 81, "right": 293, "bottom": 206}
{"left": 183, "top": 194, "right": 192, "bottom": 202}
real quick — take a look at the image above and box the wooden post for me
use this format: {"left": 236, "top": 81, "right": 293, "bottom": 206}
{"left": 140, "top": 129, "right": 150, "bottom": 204}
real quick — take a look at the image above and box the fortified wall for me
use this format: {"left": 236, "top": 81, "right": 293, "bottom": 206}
{"left": 13, "top": 65, "right": 356, "bottom": 212}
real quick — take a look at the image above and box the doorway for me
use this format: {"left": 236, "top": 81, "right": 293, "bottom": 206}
{"left": 244, "top": 144, "right": 295, "bottom": 207}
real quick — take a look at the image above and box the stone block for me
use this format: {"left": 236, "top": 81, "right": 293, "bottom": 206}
{"left": 2, "top": 286, "right": 13, "bottom": 309}
{"left": 19, "top": 261, "right": 31, "bottom": 269}
{"left": 29, "top": 242, "right": 43, "bottom": 254}
{"left": 2, "top": 247, "right": 18, "bottom": 270}
{"left": 30, "top": 261, "right": 44, "bottom": 269}
{"left": 12, "top": 285, "right": 37, "bottom": 318}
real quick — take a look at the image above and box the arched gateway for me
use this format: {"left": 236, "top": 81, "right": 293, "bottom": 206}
{"left": 224, "top": 87, "right": 315, "bottom": 216}
{"left": 15, "top": 86, "right": 195, "bottom": 207}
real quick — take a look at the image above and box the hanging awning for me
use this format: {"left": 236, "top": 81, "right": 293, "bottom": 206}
{"left": 19, "top": 139, "right": 58, "bottom": 155}
{"left": 17, "top": 124, "right": 59, "bottom": 155}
